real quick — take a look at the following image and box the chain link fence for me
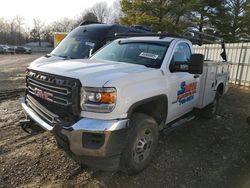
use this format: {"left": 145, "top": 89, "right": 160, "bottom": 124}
{"left": 194, "top": 43, "right": 250, "bottom": 87}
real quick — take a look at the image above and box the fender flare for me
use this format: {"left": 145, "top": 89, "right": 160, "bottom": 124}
{"left": 216, "top": 82, "right": 224, "bottom": 95}
{"left": 126, "top": 94, "right": 168, "bottom": 124}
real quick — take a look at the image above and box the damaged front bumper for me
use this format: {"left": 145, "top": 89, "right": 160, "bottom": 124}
{"left": 19, "top": 96, "right": 129, "bottom": 170}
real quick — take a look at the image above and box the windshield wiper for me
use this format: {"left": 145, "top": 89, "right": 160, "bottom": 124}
{"left": 115, "top": 59, "right": 150, "bottom": 68}
{"left": 58, "top": 55, "right": 72, "bottom": 59}
{"left": 54, "top": 55, "right": 77, "bottom": 59}
{"left": 44, "top": 53, "right": 53, "bottom": 58}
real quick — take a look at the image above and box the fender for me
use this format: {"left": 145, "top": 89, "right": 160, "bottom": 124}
{"left": 127, "top": 94, "right": 168, "bottom": 126}
{"left": 216, "top": 82, "right": 224, "bottom": 95}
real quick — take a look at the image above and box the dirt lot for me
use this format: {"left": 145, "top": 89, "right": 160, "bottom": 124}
{"left": 0, "top": 54, "right": 250, "bottom": 188}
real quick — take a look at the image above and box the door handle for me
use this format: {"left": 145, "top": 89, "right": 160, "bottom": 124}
{"left": 193, "top": 75, "right": 200, "bottom": 79}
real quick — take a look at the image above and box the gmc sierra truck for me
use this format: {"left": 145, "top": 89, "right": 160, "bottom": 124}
{"left": 20, "top": 33, "right": 230, "bottom": 174}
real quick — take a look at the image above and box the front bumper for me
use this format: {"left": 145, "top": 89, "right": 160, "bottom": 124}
{"left": 20, "top": 96, "right": 129, "bottom": 170}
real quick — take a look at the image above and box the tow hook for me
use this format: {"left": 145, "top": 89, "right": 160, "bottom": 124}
{"left": 19, "top": 119, "right": 33, "bottom": 134}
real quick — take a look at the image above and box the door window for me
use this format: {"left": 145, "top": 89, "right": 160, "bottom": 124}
{"left": 173, "top": 43, "right": 191, "bottom": 63}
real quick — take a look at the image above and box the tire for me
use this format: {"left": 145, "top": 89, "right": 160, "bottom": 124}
{"left": 120, "top": 113, "right": 159, "bottom": 175}
{"left": 200, "top": 91, "right": 219, "bottom": 119}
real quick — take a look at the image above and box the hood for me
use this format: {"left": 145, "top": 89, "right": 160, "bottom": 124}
{"left": 28, "top": 58, "right": 149, "bottom": 87}
{"left": 31, "top": 55, "right": 65, "bottom": 64}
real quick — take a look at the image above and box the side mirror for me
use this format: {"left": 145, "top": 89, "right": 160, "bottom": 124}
{"left": 169, "top": 61, "right": 189, "bottom": 72}
{"left": 188, "top": 54, "right": 204, "bottom": 74}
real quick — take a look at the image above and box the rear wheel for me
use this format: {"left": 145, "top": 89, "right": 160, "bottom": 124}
{"left": 120, "top": 113, "right": 159, "bottom": 175}
{"left": 200, "top": 91, "right": 219, "bottom": 119}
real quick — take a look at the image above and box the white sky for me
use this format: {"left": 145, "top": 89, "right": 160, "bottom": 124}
{"left": 0, "top": 0, "right": 114, "bottom": 27}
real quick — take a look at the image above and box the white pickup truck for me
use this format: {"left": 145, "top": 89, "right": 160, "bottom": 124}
{"left": 20, "top": 34, "right": 230, "bottom": 174}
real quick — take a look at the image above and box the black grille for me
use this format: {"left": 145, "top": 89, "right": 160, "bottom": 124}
{"left": 25, "top": 70, "right": 81, "bottom": 125}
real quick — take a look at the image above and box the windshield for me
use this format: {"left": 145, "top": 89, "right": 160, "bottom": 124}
{"left": 91, "top": 40, "right": 169, "bottom": 68}
{"left": 51, "top": 35, "right": 96, "bottom": 59}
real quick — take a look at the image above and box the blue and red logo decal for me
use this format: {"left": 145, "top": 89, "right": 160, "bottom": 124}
{"left": 176, "top": 81, "right": 197, "bottom": 105}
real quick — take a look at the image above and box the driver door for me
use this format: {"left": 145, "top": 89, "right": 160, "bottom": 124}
{"left": 167, "top": 42, "right": 200, "bottom": 122}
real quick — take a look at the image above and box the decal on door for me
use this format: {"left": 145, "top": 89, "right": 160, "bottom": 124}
{"left": 175, "top": 81, "right": 197, "bottom": 105}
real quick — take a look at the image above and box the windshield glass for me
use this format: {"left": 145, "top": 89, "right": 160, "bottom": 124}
{"left": 91, "top": 40, "right": 169, "bottom": 68}
{"left": 51, "top": 35, "right": 96, "bottom": 59}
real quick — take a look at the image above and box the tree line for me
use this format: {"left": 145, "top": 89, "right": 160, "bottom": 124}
{"left": 0, "top": 0, "right": 249, "bottom": 45}
{"left": 120, "top": 0, "right": 250, "bottom": 42}
{"left": 0, "top": 1, "right": 121, "bottom": 46}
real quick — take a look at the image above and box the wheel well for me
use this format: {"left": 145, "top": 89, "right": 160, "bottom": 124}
{"left": 127, "top": 95, "right": 168, "bottom": 126}
{"left": 217, "top": 83, "right": 224, "bottom": 95}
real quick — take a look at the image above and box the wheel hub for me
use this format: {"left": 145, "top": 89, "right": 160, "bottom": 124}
{"left": 133, "top": 129, "right": 153, "bottom": 164}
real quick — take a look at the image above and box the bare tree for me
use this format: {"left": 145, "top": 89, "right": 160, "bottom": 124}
{"left": 10, "top": 18, "right": 17, "bottom": 40}
{"left": 0, "top": 18, "right": 8, "bottom": 43}
{"left": 30, "top": 19, "right": 44, "bottom": 47}
{"left": 75, "top": 11, "right": 98, "bottom": 26}
{"left": 90, "top": 2, "right": 110, "bottom": 23}
{"left": 41, "top": 25, "right": 53, "bottom": 44}
{"left": 51, "top": 17, "right": 75, "bottom": 32}
{"left": 109, "top": 0, "right": 123, "bottom": 24}
{"left": 82, "top": 12, "right": 98, "bottom": 22}
{"left": 15, "top": 15, "right": 25, "bottom": 45}
{"left": 23, "top": 26, "right": 31, "bottom": 43}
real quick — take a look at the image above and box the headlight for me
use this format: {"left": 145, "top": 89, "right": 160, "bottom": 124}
{"left": 80, "top": 87, "right": 116, "bottom": 113}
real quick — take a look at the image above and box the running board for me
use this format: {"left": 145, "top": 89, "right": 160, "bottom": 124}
{"left": 163, "top": 115, "right": 195, "bottom": 134}
{"left": 169, "top": 116, "right": 195, "bottom": 128}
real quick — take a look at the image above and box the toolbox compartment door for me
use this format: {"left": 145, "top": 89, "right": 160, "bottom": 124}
{"left": 197, "top": 62, "right": 217, "bottom": 108}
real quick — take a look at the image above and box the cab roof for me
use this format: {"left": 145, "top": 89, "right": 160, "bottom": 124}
{"left": 115, "top": 36, "right": 189, "bottom": 43}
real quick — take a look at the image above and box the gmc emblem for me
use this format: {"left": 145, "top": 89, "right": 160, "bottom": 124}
{"left": 34, "top": 88, "right": 53, "bottom": 101}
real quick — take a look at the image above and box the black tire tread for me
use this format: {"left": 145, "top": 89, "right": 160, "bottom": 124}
{"left": 200, "top": 92, "right": 219, "bottom": 119}
{"left": 120, "top": 113, "right": 159, "bottom": 175}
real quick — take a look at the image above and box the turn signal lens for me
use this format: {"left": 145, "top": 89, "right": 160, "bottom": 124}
{"left": 100, "top": 92, "right": 116, "bottom": 104}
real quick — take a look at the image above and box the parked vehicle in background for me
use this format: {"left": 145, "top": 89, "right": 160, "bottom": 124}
{"left": 51, "top": 23, "right": 151, "bottom": 59}
{"left": 0, "top": 46, "right": 6, "bottom": 54}
{"left": 31, "top": 22, "right": 152, "bottom": 65}
{"left": 15, "top": 46, "right": 32, "bottom": 54}
{"left": 0, "top": 45, "right": 15, "bottom": 54}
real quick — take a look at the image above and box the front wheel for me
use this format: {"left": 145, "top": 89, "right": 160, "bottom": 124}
{"left": 120, "top": 113, "right": 159, "bottom": 175}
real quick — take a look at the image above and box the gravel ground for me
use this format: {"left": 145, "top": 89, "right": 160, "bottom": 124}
{"left": 0, "top": 54, "right": 250, "bottom": 188}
